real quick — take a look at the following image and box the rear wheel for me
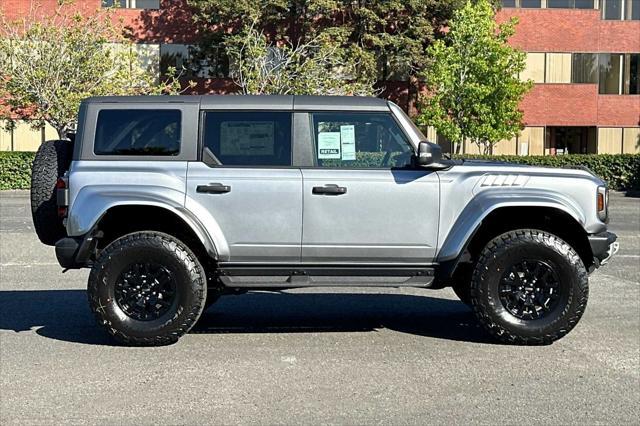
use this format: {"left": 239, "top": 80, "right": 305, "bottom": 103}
{"left": 30, "top": 140, "right": 73, "bottom": 245}
{"left": 88, "top": 231, "right": 207, "bottom": 346}
{"left": 470, "top": 229, "right": 588, "bottom": 345}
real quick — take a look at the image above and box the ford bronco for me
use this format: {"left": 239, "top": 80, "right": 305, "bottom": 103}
{"left": 30, "top": 95, "right": 618, "bottom": 346}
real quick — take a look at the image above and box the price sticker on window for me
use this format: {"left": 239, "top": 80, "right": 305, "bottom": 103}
{"left": 317, "top": 132, "right": 341, "bottom": 159}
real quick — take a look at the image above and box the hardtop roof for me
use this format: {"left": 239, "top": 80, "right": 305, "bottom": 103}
{"left": 81, "top": 95, "right": 391, "bottom": 111}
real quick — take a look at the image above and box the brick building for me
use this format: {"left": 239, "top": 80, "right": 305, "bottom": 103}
{"left": 1, "top": 0, "right": 638, "bottom": 154}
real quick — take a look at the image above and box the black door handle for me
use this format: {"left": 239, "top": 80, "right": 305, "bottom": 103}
{"left": 197, "top": 183, "right": 231, "bottom": 194}
{"left": 312, "top": 184, "right": 347, "bottom": 195}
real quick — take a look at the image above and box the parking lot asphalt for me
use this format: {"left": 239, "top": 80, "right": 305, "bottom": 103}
{"left": 1, "top": 190, "right": 638, "bottom": 425}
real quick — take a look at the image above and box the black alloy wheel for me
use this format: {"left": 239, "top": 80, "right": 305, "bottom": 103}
{"left": 498, "top": 259, "right": 561, "bottom": 320}
{"left": 114, "top": 262, "right": 178, "bottom": 321}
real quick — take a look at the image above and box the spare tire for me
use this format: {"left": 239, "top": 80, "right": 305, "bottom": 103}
{"left": 31, "top": 140, "right": 73, "bottom": 246}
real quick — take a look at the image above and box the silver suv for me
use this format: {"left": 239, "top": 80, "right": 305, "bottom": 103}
{"left": 30, "top": 95, "right": 618, "bottom": 346}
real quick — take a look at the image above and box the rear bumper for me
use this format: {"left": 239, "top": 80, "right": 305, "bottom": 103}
{"left": 588, "top": 231, "right": 619, "bottom": 267}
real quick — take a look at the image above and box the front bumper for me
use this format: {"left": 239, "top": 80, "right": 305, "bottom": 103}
{"left": 588, "top": 231, "right": 619, "bottom": 267}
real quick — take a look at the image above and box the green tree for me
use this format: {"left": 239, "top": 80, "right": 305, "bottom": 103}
{"left": 186, "top": 0, "right": 466, "bottom": 109}
{"left": 418, "top": 0, "right": 532, "bottom": 154}
{"left": 226, "top": 21, "right": 376, "bottom": 95}
{"left": 0, "top": 3, "right": 183, "bottom": 138}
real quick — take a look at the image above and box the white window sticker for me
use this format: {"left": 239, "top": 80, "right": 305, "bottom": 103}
{"left": 317, "top": 132, "right": 341, "bottom": 159}
{"left": 340, "top": 125, "right": 356, "bottom": 160}
{"left": 220, "top": 121, "right": 275, "bottom": 156}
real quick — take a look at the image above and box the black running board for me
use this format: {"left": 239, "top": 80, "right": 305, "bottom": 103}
{"left": 216, "top": 264, "right": 436, "bottom": 288}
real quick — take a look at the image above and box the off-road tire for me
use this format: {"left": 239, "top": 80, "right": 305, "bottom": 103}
{"left": 30, "top": 140, "right": 73, "bottom": 245}
{"left": 470, "top": 229, "right": 588, "bottom": 345}
{"left": 88, "top": 231, "right": 207, "bottom": 346}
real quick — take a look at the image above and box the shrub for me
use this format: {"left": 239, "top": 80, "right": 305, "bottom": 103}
{"left": 0, "top": 152, "right": 34, "bottom": 190}
{"left": 454, "top": 154, "right": 640, "bottom": 190}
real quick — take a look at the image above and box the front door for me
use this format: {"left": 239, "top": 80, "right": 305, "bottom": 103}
{"left": 187, "top": 111, "right": 302, "bottom": 263}
{"left": 301, "top": 112, "right": 440, "bottom": 264}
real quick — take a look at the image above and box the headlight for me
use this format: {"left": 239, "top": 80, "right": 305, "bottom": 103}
{"left": 597, "top": 186, "right": 608, "bottom": 222}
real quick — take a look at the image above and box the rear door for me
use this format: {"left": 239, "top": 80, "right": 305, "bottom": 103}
{"left": 186, "top": 111, "right": 302, "bottom": 263}
{"left": 301, "top": 112, "right": 440, "bottom": 264}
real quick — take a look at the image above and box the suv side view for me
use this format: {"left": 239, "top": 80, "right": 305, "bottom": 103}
{"left": 30, "top": 95, "right": 618, "bottom": 346}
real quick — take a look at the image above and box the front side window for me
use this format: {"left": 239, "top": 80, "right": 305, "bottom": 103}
{"left": 203, "top": 112, "right": 292, "bottom": 166}
{"left": 311, "top": 113, "right": 413, "bottom": 169}
{"left": 94, "top": 109, "right": 181, "bottom": 156}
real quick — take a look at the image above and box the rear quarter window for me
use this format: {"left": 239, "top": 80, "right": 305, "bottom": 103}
{"left": 94, "top": 109, "right": 181, "bottom": 156}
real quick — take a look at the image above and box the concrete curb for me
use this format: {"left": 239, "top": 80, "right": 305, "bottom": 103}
{"left": 0, "top": 190, "right": 30, "bottom": 197}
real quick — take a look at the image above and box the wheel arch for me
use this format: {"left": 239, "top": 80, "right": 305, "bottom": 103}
{"left": 91, "top": 203, "right": 218, "bottom": 261}
{"left": 438, "top": 203, "right": 593, "bottom": 282}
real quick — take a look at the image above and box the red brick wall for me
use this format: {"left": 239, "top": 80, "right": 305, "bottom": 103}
{"left": 1, "top": 0, "right": 199, "bottom": 43}
{"left": 498, "top": 8, "right": 640, "bottom": 128}
{"left": 497, "top": 8, "right": 640, "bottom": 53}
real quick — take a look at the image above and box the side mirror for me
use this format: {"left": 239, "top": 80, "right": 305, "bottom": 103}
{"left": 416, "top": 141, "right": 443, "bottom": 167}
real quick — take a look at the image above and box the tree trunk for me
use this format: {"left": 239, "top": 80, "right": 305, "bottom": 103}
{"left": 407, "top": 74, "right": 420, "bottom": 116}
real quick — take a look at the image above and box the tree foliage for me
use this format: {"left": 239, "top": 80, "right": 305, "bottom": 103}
{"left": 417, "top": 0, "right": 532, "bottom": 154}
{"left": 226, "top": 21, "right": 375, "bottom": 95}
{"left": 186, "top": 0, "right": 469, "bottom": 108}
{"left": 0, "top": 3, "right": 183, "bottom": 138}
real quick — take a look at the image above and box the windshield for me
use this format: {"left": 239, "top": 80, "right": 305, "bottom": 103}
{"left": 388, "top": 102, "right": 428, "bottom": 148}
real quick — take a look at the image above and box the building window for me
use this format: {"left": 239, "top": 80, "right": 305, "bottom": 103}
{"left": 160, "top": 44, "right": 228, "bottom": 79}
{"left": 572, "top": 53, "right": 599, "bottom": 83}
{"left": 520, "top": 0, "right": 542, "bottom": 7}
{"left": 628, "top": 0, "right": 640, "bottom": 19}
{"left": 548, "top": 0, "right": 574, "bottom": 8}
{"left": 625, "top": 54, "right": 639, "bottom": 94}
{"left": 101, "top": 0, "right": 160, "bottom": 9}
{"left": 575, "top": 0, "right": 596, "bottom": 7}
{"left": 601, "top": 0, "right": 639, "bottom": 19}
{"left": 599, "top": 53, "right": 624, "bottom": 94}
{"left": 503, "top": 0, "right": 596, "bottom": 7}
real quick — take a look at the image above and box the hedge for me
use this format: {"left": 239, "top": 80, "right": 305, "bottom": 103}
{"left": 0, "top": 151, "right": 638, "bottom": 190}
{"left": 454, "top": 154, "right": 640, "bottom": 190}
{"left": 0, "top": 152, "right": 34, "bottom": 190}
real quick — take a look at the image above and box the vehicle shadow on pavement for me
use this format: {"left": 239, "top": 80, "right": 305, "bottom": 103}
{"left": 197, "top": 292, "right": 495, "bottom": 344}
{"left": 0, "top": 290, "right": 495, "bottom": 345}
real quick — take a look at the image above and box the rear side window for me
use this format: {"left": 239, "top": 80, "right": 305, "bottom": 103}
{"left": 203, "top": 112, "right": 292, "bottom": 166}
{"left": 94, "top": 109, "right": 181, "bottom": 156}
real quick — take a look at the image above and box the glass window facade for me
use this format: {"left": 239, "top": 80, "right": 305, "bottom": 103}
{"left": 572, "top": 53, "right": 599, "bottom": 84}
{"left": 548, "top": 0, "right": 574, "bottom": 8}
{"left": 503, "top": 0, "right": 595, "bottom": 7}
{"left": 599, "top": 53, "right": 624, "bottom": 94}
{"left": 102, "top": 0, "right": 160, "bottom": 8}
{"left": 627, "top": 54, "right": 639, "bottom": 95}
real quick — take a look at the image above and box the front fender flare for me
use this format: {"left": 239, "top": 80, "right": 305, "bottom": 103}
{"left": 437, "top": 188, "right": 586, "bottom": 264}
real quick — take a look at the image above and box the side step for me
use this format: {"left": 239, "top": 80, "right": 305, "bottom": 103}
{"left": 216, "top": 264, "right": 437, "bottom": 288}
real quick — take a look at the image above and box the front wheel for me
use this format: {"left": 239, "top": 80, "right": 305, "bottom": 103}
{"left": 88, "top": 231, "right": 207, "bottom": 346}
{"left": 470, "top": 229, "right": 588, "bottom": 345}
